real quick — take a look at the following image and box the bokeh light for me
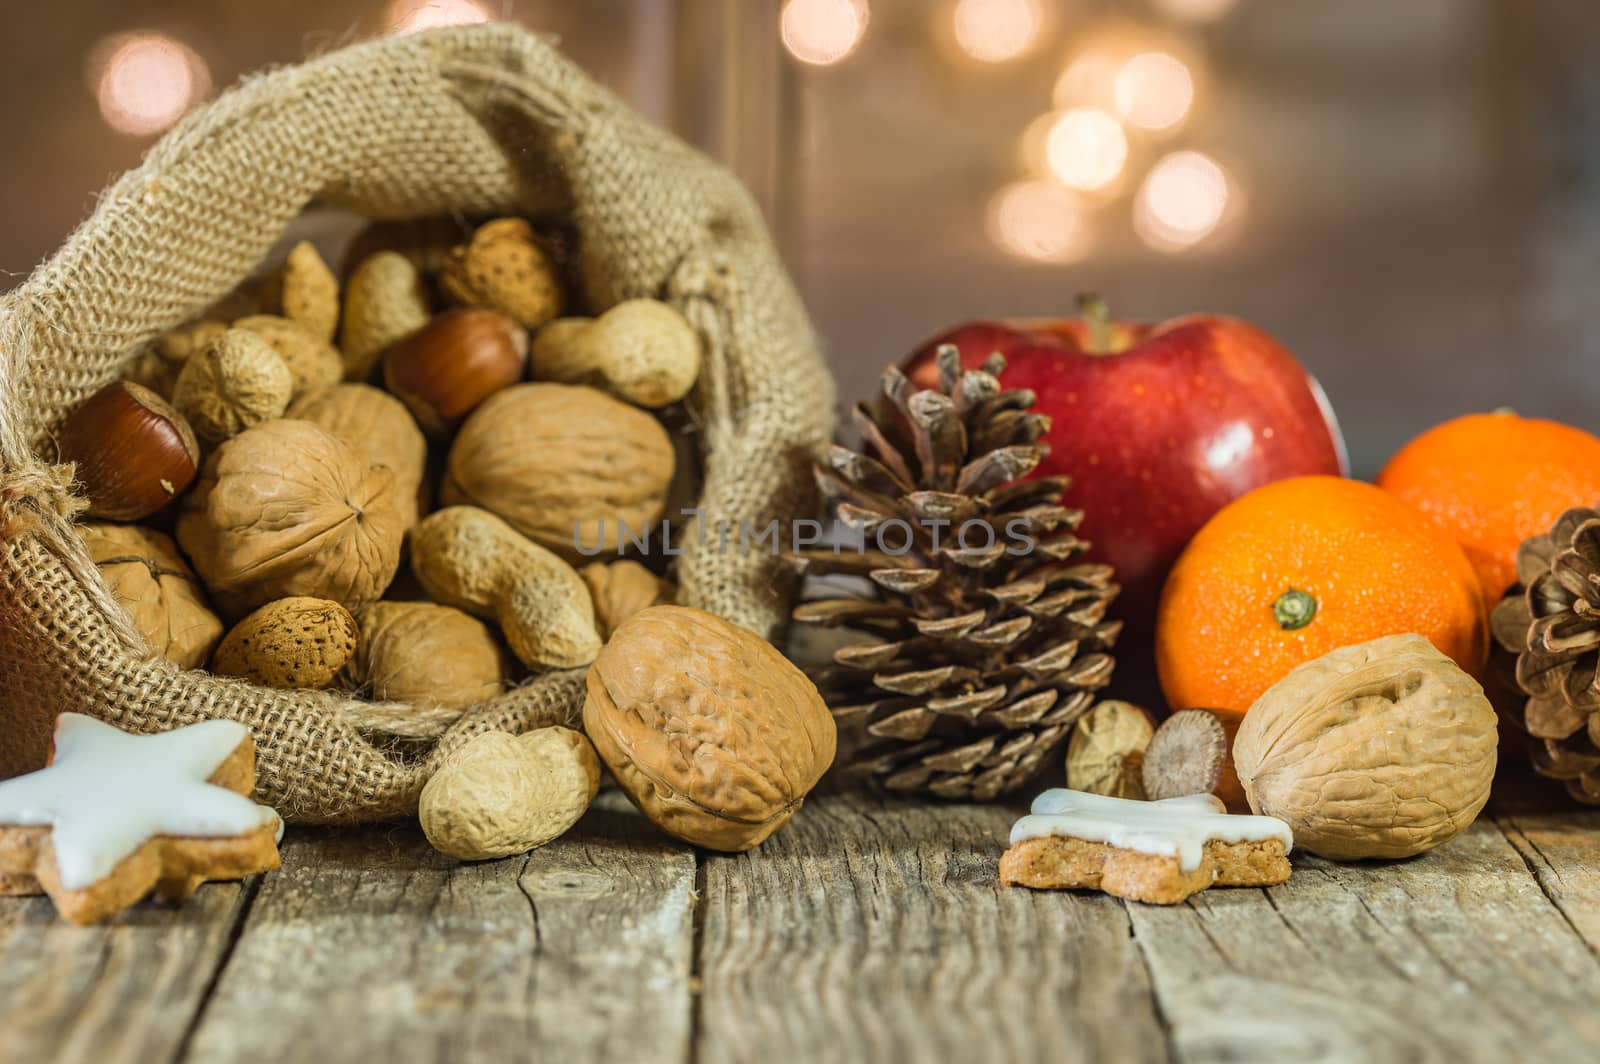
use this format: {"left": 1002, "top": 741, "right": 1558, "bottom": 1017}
{"left": 1134, "top": 151, "right": 1235, "bottom": 251}
{"left": 951, "top": 0, "right": 1044, "bottom": 63}
{"left": 1113, "top": 52, "right": 1194, "bottom": 131}
{"left": 90, "top": 32, "right": 210, "bottom": 137}
{"left": 1045, "top": 108, "right": 1128, "bottom": 193}
{"left": 781, "top": 0, "right": 870, "bottom": 66}
{"left": 386, "top": 0, "right": 493, "bottom": 34}
{"left": 1151, "top": 0, "right": 1239, "bottom": 24}
{"left": 1053, "top": 51, "right": 1122, "bottom": 111}
{"left": 987, "top": 180, "right": 1089, "bottom": 263}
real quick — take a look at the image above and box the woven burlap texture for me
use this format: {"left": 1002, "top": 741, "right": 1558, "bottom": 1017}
{"left": 0, "top": 24, "right": 835, "bottom": 823}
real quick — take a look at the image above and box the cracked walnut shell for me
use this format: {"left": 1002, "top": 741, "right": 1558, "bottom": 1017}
{"left": 1233, "top": 633, "right": 1496, "bottom": 860}
{"left": 583, "top": 605, "right": 836, "bottom": 851}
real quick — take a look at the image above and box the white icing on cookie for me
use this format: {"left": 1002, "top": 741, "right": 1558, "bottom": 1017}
{"left": 1009, "top": 789, "right": 1293, "bottom": 872}
{"left": 0, "top": 715, "right": 282, "bottom": 890}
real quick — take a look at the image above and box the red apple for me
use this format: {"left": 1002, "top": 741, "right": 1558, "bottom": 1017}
{"left": 904, "top": 298, "right": 1347, "bottom": 640}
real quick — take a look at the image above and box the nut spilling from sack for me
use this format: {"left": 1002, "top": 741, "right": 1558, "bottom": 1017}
{"left": 55, "top": 219, "right": 835, "bottom": 859}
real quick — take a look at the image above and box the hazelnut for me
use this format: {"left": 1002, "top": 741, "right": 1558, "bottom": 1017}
{"left": 384, "top": 308, "right": 528, "bottom": 436}
{"left": 583, "top": 605, "right": 837, "bottom": 851}
{"left": 57, "top": 381, "right": 201, "bottom": 521}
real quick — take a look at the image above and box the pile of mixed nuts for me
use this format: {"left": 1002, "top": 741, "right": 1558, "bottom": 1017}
{"left": 57, "top": 218, "right": 836, "bottom": 857}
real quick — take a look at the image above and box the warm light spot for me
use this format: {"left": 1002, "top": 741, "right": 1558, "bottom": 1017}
{"left": 1151, "top": 0, "right": 1239, "bottom": 24}
{"left": 1135, "top": 151, "right": 1234, "bottom": 251}
{"left": 90, "top": 32, "right": 209, "bottom": 136}
{"left": 1113, "top": 52, "right": 1194, "bottom": 131}
{"left": 987, "top": 180, "right": 1089, "bottom": 263}
{"left": 952, "top": 0, "right": 1043, "bottom": 63}
{"left": 1045, "top": 108, "right": 1127, "bottom": 192}
{"left": 781, "top": 0, "right": 870, "bottom": 66}
{"left": 1053, "top": 52, "right": 1121, "bottom": 110}
{"left": 386, "top": 0, "right": 492, "bottom": 34}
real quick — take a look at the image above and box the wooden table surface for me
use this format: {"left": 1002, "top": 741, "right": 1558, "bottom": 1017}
{"left": 3, "top": 778, "right": 1598, "bottom": 1064}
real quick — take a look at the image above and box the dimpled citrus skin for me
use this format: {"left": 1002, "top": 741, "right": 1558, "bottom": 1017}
{"left": 1157, "top": 476, "right": 1488, "bottom": 718}
{"left": 1377, "top": 412, "right": 1600, "bottom": 605}
{"left": 582, "top": 605, "right": 836, "bottom": 852}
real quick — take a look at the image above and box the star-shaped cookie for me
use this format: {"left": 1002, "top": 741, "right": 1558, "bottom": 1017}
{"left": 0, "top": 714, "right": 281, "bottom": 924}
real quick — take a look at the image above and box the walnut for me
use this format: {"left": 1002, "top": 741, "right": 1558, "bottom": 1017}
{"left": 355, "top": 601, "right": 508, "bottom": 710}
{"left": 287, "top": 383, "right": 427, "bottom": 527}
{"left": 232, "top": 314, "right": 343, "bottom": 398}
{"left": 1233, "top": 633, "right": 1497, "bottom": 860}
{"left": 176, "top": 419, "right": 406, "bottom": 618}
{"left": 171, "top": 328, "right": 293, "bottom": 444}
{"left": 124, "top": 320, "right": 227, "bottom": 397}
{"left": 580, "top": 560, "right": 673, "bottom": 640}
{"left": 442, "top": 383, "right": 674, "bottom": 556}
{"left": 78, "top": 522, "right": 223, "bottom": 669}
{"left": 583, "top": 605, "right": 837, "bottom": 851}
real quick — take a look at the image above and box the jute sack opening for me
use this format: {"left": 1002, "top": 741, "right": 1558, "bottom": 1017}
{"left": 0, "top": 24, "right": 835, "bottom": 823}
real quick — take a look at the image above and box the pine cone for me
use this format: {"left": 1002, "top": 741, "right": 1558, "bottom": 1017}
{"left": 1491, "top": 505, "right": 1600, "bottom": 802}
{"left": 787, "top": 347, "right": 1120, "bottom": 800}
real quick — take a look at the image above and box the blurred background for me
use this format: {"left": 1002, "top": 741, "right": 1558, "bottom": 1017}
{"left": 0, "top": 0, "right": 1592, "bottom": 475}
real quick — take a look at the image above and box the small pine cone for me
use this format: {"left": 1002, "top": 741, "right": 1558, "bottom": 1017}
{"left": 1491, "top": 505, "right": 1600, "bottom": 802}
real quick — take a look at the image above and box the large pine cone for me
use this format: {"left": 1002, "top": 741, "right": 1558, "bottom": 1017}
{"left": 1491, "top": 505, "right": 1600, "bottom": 802}
{"left": 787, "top": 347, "right": 1120, "bottom": 800}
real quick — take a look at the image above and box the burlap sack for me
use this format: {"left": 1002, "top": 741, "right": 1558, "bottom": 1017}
{"left": 0, "top": 24, "right": 835, "bottom": 823}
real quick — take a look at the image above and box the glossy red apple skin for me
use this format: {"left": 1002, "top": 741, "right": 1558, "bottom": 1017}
{"left": 905, "top": 314, "right": 1347, "bottom": 639}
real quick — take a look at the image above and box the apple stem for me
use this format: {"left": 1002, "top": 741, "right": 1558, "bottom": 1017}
{"left": 1077, "top": 293, "right": 1117, "bottom": 355}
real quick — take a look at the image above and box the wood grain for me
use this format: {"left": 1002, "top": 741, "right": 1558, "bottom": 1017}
{"left": 694, "top": 792, "right": 1171, "bottom": 1064}
{"left": 1129, "top": 820, "right": 1600, "bottom": 1062}
{"left": 0, "top": 880, "right": 251, "bottom": 1064}
{"left": 182, "top": 793, "right": 696, "bottom": 1064}
{"left": 1497, "top": 805, "right": 1600, "bottom": 952}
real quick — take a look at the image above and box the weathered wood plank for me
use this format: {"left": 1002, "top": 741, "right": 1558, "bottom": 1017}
{"left": 695, "top": 792, "right": 1171, "bottom": 1064}
{"left": 1497, "top": 805, "right": 1600, "bottom": 953}
{"left": 1129, "top": 819, "right": 1600, "bottom": 1062}
{"left": 182, "top": 793, "right": 696, "bottom": 1064}
{"left": 0, "top": 880, "right": 252, "bottom": 1064}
